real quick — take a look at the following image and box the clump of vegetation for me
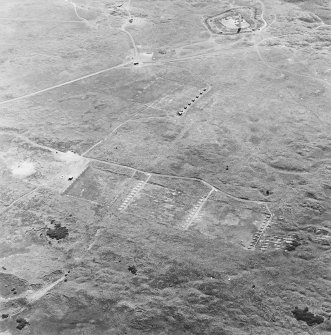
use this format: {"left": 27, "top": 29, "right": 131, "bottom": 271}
{"left": 292, "top": 307, "right": 324, "bottom": 326}
{"left": 16, "top": 317, "right": 29, "bottom": 330}
{"left": 128, "top": 265, "right": 137, "bottom": 275}
{"left": 46, "top": 223, "right": 69, "bottom": 240}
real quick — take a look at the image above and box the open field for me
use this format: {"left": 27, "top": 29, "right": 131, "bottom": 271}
{"left": 0, "top": 0, "right": 330, "bottom": 334}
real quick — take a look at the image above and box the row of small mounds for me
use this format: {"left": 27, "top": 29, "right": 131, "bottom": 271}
{"left": 285, "top": 235, "right": 301, "bottom": 251}
{"left": 177, "top": 88, "right": 208, "bottom": 116}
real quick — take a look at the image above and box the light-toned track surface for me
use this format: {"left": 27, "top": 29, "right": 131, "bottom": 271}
{"left": 0, "top": 187, "right": 39, "bottom": 215}
{"left": 0, "top": 62, "right": 130, "bottom": 106}
{"left": 0, "top": 276, "right": 66, "bottom": 317}
{"left": 0, "top": 18, "right": 84, "bottom": 23}
{"left": 120, "top": 0, "right": 138, "bottom": 59}
{"left": 66, "top": 1, "right": 89, "bottom": 23}
{"left": 81, "top": 101, "right": 163, "bottom": 157}
{"left": 27, "top": 276, "right": 66, "bottom": 304}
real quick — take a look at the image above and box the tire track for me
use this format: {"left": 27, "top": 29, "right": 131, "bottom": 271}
{"left": 0, "top": 62, "right": 130, "bottom": 105}
{"left": 0, "top": 187, "right": 39, "bottom": 216}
